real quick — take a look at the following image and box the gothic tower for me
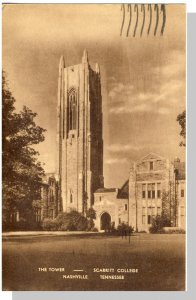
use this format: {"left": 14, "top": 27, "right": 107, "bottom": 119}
{"left": 56, "top": 50, "right": 104, "bottom": 214}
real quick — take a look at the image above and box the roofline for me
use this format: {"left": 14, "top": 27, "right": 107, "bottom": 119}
{"left": 138, "top": 152, "right": 166, "bottom": 162}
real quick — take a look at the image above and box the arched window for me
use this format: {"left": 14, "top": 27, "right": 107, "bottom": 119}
{"left": 68, "top": 89, "right": 77, "bottom": 131}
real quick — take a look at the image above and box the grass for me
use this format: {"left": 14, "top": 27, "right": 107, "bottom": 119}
{"left": 2, "top": 233, "right": 185, "bottom": 291}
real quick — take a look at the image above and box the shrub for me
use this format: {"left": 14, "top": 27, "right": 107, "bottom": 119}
{"left": 54, "top": 210, "right": 89, "bottom": 231}
{"left": 86, "top": 208, "right": 96, "bottom": 220}
{"left": 87, "top": 218, "right": 95, "bottom": 231}
{"left": 162, "top": 228, "right": 186, "bottom": 234}
{"left": 117, "top": 223, "right": 134, "bottom": 236}
{"left": 42, "top": 218, "right": 57, "bottom": 231}
{"left": 92, "top": 227, "right": 98, "bottom": 232}
{"left": 76, "top": 215, "right": 88, "bottom": 231}
{"left": 149, "top": 215, "right": 171, "bottom": 233}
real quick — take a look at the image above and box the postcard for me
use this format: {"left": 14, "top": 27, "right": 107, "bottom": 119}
{"left": 2, "top": 3, "right": 186, "bottom": 291}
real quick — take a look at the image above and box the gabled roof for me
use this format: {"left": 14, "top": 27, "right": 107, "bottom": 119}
{"left": 118, "top": 180, "right": 129, "bottom": 199}
{"left": 139, "top": 152, "right": 165, "bottom": 161}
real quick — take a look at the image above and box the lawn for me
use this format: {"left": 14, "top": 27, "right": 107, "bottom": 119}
{"left": 2, "top": 233, "right": 185, "bottom": 291}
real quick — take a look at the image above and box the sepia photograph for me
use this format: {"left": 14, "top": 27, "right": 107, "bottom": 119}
{"left": 2, "top": 3, "right": 186, "bottom": 291}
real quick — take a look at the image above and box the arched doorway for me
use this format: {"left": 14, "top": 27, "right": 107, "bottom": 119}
{"left": 100, "top": 212, "right": 111, "bottom": 231}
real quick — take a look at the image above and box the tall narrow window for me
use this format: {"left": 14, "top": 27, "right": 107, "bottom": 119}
{"left": 142, "top": 184, "right": 146, "bottom": 198}
{"left": 150, "top": 161, "right": 153, "bottom": 170}
{"left": 147, "top": 184, "right": 152, "bottom": 199}
{"left": 70, "top": 193, "right": 73, "bottom": 203}
{"left": 68, "top": 89, "right": 77, "bottom": 131}
{"left": 147, "top": 207, "right": 152, "bottom": 224}
{"left": 152, "top": 183, "right": 155, "bottom": 199}
{"left": 157, "top": 183, "right": 161, "bottom": 198}
{"left": 181, "top": 183, "right": 185, "bottom": 197}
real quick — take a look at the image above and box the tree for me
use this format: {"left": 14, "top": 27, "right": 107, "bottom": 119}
{"left": 54, "top": 211, "right": 88, "bottom": 231}
{"left": 177, "top": 110, "right": 186, "bottom": 147}
{"left": 86, "top": 207, "right": 96, "bottom": 231}
{"left": 86, "top": 207, "right": 96, "bottom": 220}
{"left": 149, "top": 215, "right": 171, "bottom": 233}
{"left": 2, "top": 71, "right": 46, "bottom": 230}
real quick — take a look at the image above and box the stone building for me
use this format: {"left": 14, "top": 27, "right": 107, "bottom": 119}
{"left": 38, "top": 51, "right": 186, "bottom": 232}
{"left": 93, "top": 183, "right": 129, "bottom": 231}
{"left": 128, "top": 153, "right": 186, "bottom": 232}
{"left": 56, "top": 50, "right": 104, "bottom": 214}
{"left": 174, "top": 159, "right": 186, "bottom": 229}
{"left": 37, "top": 174, "right": 59, "bottom": 221}
{"left": 93, "top": 153, "right": 186, "bottom": 232}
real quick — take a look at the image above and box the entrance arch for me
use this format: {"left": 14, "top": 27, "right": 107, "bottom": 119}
{"left": 100, "top": 212, "right": 111, "bottom": 230}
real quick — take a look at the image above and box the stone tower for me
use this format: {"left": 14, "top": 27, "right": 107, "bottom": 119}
{"left": 56, "top": 50, "right": 104, "bottom": 214}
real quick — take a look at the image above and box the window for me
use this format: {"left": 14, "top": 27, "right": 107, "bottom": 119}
{"left": 181, "top": 189, "right": 184, "bottom": 197}
{"left": 35, "top": 208, "right": 42, "bottom": 222}
{"left": 157, "top": 183, "right": 161, "bottom": 198}
{"left": 147, "top": 207, "right": 152, "bottom": 224}
{"left": 11, "top": 211, "right": 20, "bottom": 223}
{"left": 148, "top": 215, "right": 151, "bottom": 224}
{"left": 125, "top": 204, "right": 128, "bottom": 211}
{"left": 152, "top": 184, "right": 155, "bottom": 199}
{"left": 119, "top": 218, "right": 121, "bottom": 224}
{"left": 147, "top": 184, "right": 152, "bottom": 199}
{"left": 50, "top": 189, "right": 54, "bottom": 202}
{"left": 68, "top": 89, "right": 77, "bottom": 131}
{"left": 142, "top": 184, "right": 146, "bottom": 198}
{"left": 99, "top": 196, "right": 102, "bottom": 202}
{"left": 150, "top": 161, "right": 153, "bottom": 170}
{"left": 70, "top": 193, "right": 73, "bottom": 203}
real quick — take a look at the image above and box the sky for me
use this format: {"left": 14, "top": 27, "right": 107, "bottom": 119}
{"left": 2, "top": 4, "right": 186, "bottom": 188}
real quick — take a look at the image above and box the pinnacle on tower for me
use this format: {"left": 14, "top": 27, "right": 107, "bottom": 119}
{"left": 59, "top": 55, "right": 65, "bottom": 72}
{"left": 95, "top": 63, "right": 100, "bottom": 74}
{"left": 82, "top": 49, "right": 89, "bottom": 64}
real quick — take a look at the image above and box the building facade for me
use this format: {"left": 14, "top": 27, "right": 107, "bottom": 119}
{"left": 93, "top": 153, "right": 186, "bottom": 232}
{"left": 56, "top": 50, "right": 104, "bottom": 215}
{"left": 93, "top": 184, "right": 129, "bottom": 231}
{"left": 39, "top": 174, "right": 59, "bottom": 220}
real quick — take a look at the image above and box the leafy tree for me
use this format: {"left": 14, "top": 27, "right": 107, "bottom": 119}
{"left": 149, "top": 215, "right": 171, "bottom": 233}
{"left": 177, "top": 110, "right": 186, "bottom": 147}
{"left": 86, "top": 207, "right": 96, "bottom": 231}
{"left": 86, "top": 207, "right": 96, "bottom": 220}
{"left": 54, "top": 211, "right": 88, "bottom": 231}
{"left": 161, "top": 188, "right": 177, "bottom": 227}
{"left": 2, "top": 71, "right": 46, "bottom": 230}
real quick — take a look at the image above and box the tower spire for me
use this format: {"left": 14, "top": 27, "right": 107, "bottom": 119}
{"left": 95, "top": 63, "right": 100, "bottom": 74}
{"left": 82, "top": 49, "right": 89, "bottom": 64}
{"left": 59, "top": 55, "right": 65, "bottom": 73}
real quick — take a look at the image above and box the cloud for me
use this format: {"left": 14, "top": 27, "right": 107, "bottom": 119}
{"left": 105, "top": 157, "right": 128, "bottom": 165}
{"left": 108, "top": 49, "right": 185, "bottom": 116}
{"left": 107, "top": 143, "right": 143, "bottom": 153}
{"left": 108, "top": 82, "right": 134, "bottom": 99}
